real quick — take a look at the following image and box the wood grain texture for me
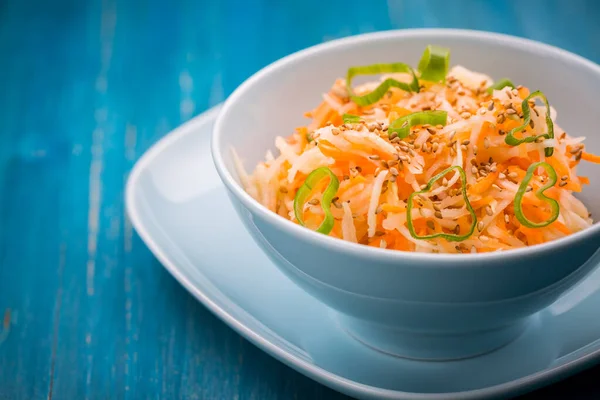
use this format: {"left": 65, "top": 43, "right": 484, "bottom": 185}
{"left": 0, "top": 0, "right": 599, "bottom": 398}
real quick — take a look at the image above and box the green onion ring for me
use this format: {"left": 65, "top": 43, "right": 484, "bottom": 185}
{"left": 487, "top": 78, "right": 515, "bottom": 94}
{"left": 504, "top": 91, "right": 554, "bottom": 157}
{"left": 293, "top": 167, "right": 340, "bottom": 235}
{"left": 346, "top": 63, "right": 420, "bottom": 106}
{"left": 514, "top": 162, "right": 559, "bottom": 228}
{"left": 406, "top": 166, "right": 477, "bottom": 242}
{"left": 417, "top": 45, "right": 450, "bottom": 83}
{"left": 389, "top": 110, "right": 447, "bottom": 139}
{"left": 342, "top": 113, "right": 361, "bottom": 124}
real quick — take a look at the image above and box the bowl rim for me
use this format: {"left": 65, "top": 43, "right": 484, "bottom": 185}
{"left": 211, "top": 28, "right": 600, "bottom": 265}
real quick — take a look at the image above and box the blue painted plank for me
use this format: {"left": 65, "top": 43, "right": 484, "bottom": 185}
{"left": 1, "top": 0, "right": 600, "bottom": 399}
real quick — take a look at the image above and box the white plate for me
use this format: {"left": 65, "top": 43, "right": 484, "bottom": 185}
{"left": 126, "top": 105, "right": 600, "bottom": 399}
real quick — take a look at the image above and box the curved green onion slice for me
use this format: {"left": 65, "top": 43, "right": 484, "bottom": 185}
{"left": 504, "top": 91, "right": 554, "bottom": 157}
{"left": 514, "top": 162, "right": 559, "bottom": 228}
{"left": 293, "top": 167, "right": 340, "bottom": 235}
{"left": 406, "top": 166, "right": 477, "bottom": 242}
{"left": 417, "top": 45, "right": 450, "bottom": 83}
{"left": 342, "top": 113, "right": 361, "bottom": 124}
{"left": 346, "top": 63, "right": 420, "bottom": 106}
{"left": 487, "top": 78, "right": 515, "bottom": 94}
{"left": 389, "top": 110, "right": 447, "bottom": 139}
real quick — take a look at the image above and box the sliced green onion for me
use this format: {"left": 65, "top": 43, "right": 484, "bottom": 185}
{"left": 514, "top": 162, "right": 559, "bottom": 228}
{"left": 487, "top": 78, "right": 515, "bottom": 94}
{"left": 346, "top": 63, "right": 420, "bottom": 106}
{"left": 417, "top": 45, "right": 450, "bottom": 83}
{"left": 293, "top": 167, "right": 340, "bottom": 235}
{"left": 406, "top": 166, "right": 477, "bottom": 242}
{"left": 342, "top": 113, "right": 361, "bottom": 124}
{"left": 504, "top": 91, "right": 554, "bottom": 157}
{"left": 389, "top": 110, "right": 447, "bottom": 139}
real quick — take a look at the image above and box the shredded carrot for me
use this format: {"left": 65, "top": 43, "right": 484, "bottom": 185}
{"left": 242, "top": 61, "right": 595, "bottom": 253}
{"left": 581, "top": 151, "right": 600, "bottom": 164}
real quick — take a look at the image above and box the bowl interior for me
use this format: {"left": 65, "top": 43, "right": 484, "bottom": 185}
{"left": 215, "top": 30, "right": 600, "bottom": 218}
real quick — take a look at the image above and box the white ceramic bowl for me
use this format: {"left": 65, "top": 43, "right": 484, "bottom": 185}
{"left": 212, "top": 29, "right": 600, "bottom": 360}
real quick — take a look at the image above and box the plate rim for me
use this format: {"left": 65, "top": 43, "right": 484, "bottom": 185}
{"left": 125, "top": 105, "right": 600, "bottom": 400}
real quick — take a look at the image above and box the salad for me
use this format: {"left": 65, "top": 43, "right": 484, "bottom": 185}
{"left": 235, "top": 45, "right": 599, "bottom": 253}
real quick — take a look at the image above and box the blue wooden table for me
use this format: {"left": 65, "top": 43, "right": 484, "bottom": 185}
{"left": 1, "top": 0, "right": 600, "bottom": 398}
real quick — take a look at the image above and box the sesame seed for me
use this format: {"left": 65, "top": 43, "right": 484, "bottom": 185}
{"left": 461, "top": 144, "right": 468, "bottom": 152}
{"left": 569, "top": 147, "right": 582, "bottom": 154}
{"left": 485, "top": 205, "right": 494, "bottom": 216}
{"left": 279, "top": 187, "right": 288, "bottom": 194}
{"left": 507, "top": 172, "right": 519, "bottom": 180}
{"left": 387, "top": 160, "right": 399, "bottom": 167}
{"left": 332, "top": 128, "right": 340, "bottom": 136}
{"left": 308, "top": 199, "right": 320, "bottom": 205}
{"left": 492, "top": 183, "right": 502, "bottom": 191}
{"left": 529, "top": 119, "right": 535, "bottom": 129}
{"left": 559, "top": 181, "right": 568, "bottom": 187}
{"left": 420, "top": 184, "right": 428, "bottom": 190}
{"left": 561, "top": 175, "right": 568, "bottom": 181}
{"left": 355, "top": 166, "right": 362, "bottom": 173}
{"left": 333, "top": 201, "right": 342, "bottom": 209}
{"left": 442, "top": 177, "right": 448, "bottom": 186}
{"left": 506, "top": 109, "right": 517, "bottom": 115}
{"left": 454, "top": 225, "right": 461, "bottom": 235}
{"left": 433, "top": 203, "right": 441, "bottom": 211}
{"left": 391, "top": 137, "right": 401, "bottom": 143}
{"left": 390, "top": 175, "right": 397, "bottom": 183}
{"left": 477, "top": 221, "right": 484, "bottom": 231}
{"left": 432, "top": 142, "right": 439, "bottom": 152}
{"left": 426, "top": 220, "right": 435, "bottom": 230}
{"left": 389, "top": 132, "right": 398, "bottom": 140}
{"left": 498, "top": 129, "right": 506, "bottom": 136}
{"left": 448, "top": 140, "right": 457, "bottom": 148}
{"left": 343, "top": 175, "right": 350, "bottom": 180}
{"left": 504, "top": 214, "right": 510, "bottom": 224}
{"left": 497, "top": 114, "right": 506, "bottom": 124}
{"left": 473, "top": 145, "right": 478, "bottom": 155}
{"left": 398, "top": 155, "right": 409, "bottom": 162}
{"left": 484, "top": 137, "right": 490, "bottom": 149}
{"left": 535, "top": 136, "right": 545, "bottom": 143}
{"left": 368, "top": 155, "right": 380, "bottom": 160}
{"left": 461, "top": 112, "right": 471, "bottom": 119}
{"left": 499, "top": 172, "right": 506, "bottom": 179}
{"left": 506, "top": 89, "right": 513, "bottom": 99}
{"left": 576, "top": 152, "right": 583, "bottom": 161}
{"left": 448, "top": 130, "right": 456, "bottom": 141}
{"left": 488, "top": 102, "right": 495, "bottom": 111}
{"left": 413, "top": 143, "right": 421, "bottom": 150}
{"left": 471, "top": 166, "right": 478, "bottom": 174}
{"left": 526, "top": 186, "right": 533, "bottom": 192}
{"left": 435, "top": 211, "right": 443, "bottom": 219}
{"left": 462, "top": 140, "right": 471, "bottom": 146}
{"left": 390, "top": 167, "right": 399, "bottom": 176}
{"left": 375, "top": 205, "right": 383, "bottom": 214}
{"left": 489, "top": 165, "right": 497, "bottom": 173}
{"left": 381, "top": 160, "right": 389, "bottom": 169}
